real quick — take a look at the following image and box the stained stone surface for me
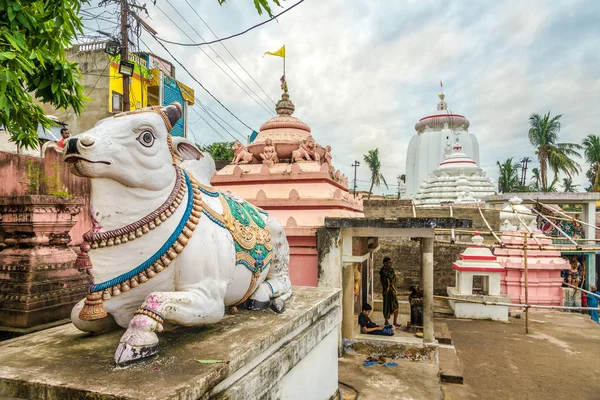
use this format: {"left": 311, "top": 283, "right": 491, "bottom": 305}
{"left": 0, "top": 286, "right": 340, "bottom": 400}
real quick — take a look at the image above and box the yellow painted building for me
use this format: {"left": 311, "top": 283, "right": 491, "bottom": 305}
{"left": 108, "top": 54, "right": 150, "bottom": 112}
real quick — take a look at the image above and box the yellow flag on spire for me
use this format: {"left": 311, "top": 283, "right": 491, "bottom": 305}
{"left": 264, "top": 45, "right": 285, "bottom": 58}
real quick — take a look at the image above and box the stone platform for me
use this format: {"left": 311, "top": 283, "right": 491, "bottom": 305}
{"left": 0, "top": 286, "right": 340, "bottom": 400}
{"left": 447, "top": 287, "right": 511, "bottom": 321}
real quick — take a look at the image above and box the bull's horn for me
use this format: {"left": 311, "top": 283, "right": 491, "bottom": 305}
{"left": 161, "top": 102, "right": 183, "bottom": 132}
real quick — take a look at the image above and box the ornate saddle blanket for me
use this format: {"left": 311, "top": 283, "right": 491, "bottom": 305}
{"left": 198, "top": 184, "right": 272, "bottom": 276}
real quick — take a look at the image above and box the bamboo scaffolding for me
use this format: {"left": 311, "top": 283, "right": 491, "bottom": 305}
{"left": 435, "top": 228, "right": 598, "bottom": 242}
{"left": 435, "top": 228, "right": 546, "bottom": 238}
{"left": 507, "top": 208, "right": 579, "bottom": 223}
{"left": 530, "top": 207, "right": 580, "bottom": 248}
{"left": 434, "top": 239, "right": 600, "bottom": 252}
{"left": 564, "top": 282, "right": 600, "bottom": 300}
{"left": 477, "top": 207, "right": 504, "bottom": 246}
{"left": 434, "top": 295, "right": 600, "bottom": 311}
{"left": 522, "top": 196, "right": 600, "bottom": 231}
{"left": 509, "top": 203, "right": 543, "bottom": 249}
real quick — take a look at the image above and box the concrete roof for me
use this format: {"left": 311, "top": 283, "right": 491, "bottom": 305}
{"left": 324, "top": 217, "right": 472, "bottom": 229}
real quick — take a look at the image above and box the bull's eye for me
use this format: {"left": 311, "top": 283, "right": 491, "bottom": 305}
{"left": 137, "top": 131, "right": 155, "bottom": 147}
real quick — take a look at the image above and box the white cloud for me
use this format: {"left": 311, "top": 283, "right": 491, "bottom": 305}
{"left": 85, "top": 0, "right": 600, "bottom": 194}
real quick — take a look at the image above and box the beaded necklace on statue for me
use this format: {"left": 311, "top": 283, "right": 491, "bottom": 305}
{"left": 77, "top": 167, "right": 203, "bottom": 321}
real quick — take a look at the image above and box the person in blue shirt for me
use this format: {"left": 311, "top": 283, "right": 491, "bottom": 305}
{"left": 585, "top": 286, "right": 599, "bottom": 323}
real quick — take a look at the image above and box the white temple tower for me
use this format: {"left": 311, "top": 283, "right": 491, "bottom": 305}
{"left": 413, "top": 142, "right": 496, "bottom": 207}
{"left": 405, "top": 93, "right": 480, "bottom": 198}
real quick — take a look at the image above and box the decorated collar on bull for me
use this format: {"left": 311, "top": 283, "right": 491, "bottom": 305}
{"left": 69, "top": 103, "right": 273, "bottom": 322}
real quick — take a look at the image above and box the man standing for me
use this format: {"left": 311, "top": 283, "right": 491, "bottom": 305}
{"left": 379, "top": 257, "right": 400, "bottom": 327}
{"left": 57, "top": 127, "right": 70, "bottom": 149}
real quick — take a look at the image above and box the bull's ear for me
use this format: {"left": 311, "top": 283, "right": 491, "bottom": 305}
{"left": 162, "top": 102, "right": 183, "bottom": 131}
{"left": 170, "top": 136, "right": 204, "bottom": 160}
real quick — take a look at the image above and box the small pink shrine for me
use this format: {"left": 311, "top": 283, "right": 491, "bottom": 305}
{"left": 494, "top": 197, "right": 569, "bottom": 305}
{"left": 212, "top": 93, "right": 363, "bottom": 286}
{"left": 448, "top": 233, "right": 510, "bottom": 321}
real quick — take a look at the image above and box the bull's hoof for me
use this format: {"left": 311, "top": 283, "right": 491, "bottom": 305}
{"left": 244, "top": 298, "right": 270, "bottom": 311}
{"left": 270, "top": 298, "right": 286, "bottom": 314}
{"left": 114, "top": 331, "right": 159, "bottom": 366}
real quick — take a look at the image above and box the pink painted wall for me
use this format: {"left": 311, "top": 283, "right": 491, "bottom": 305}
{"left": 0, "top": 150, "right": 91, "bottom": 245}
{"left": 288, "top": 236, "right": 318, "bottom": 287}
{"left": 494, "top": 232, "right": 568, "bottom": 305}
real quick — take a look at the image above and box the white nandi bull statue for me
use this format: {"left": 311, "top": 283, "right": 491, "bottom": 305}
{"left": 64, "top": 103, "right": 292, "bottom": 366}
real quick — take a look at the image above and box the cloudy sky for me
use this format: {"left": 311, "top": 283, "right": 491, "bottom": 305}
{"left": 81, "top": 0, "right": 600, "bottom": 194}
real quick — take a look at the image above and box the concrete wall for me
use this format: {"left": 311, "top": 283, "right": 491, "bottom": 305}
{"left": 363, "top": 200, "right": 500, "bottom": 231}
{"left": 372, "top": 238, "right": 469, "bottom": 295}
{"left": 363, "top": 200, "right": 499, "bottom": 294}
{"left": 37, "top": 46, "right": 111, "bottom": 134}
{"left": 0, "top": 150, "right": 91, "bottom": 245}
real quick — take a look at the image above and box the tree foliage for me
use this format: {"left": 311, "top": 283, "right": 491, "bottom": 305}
{"left": 528, "top": 112, "right": 582, "bottom": 191}
{"left": 562, "top": 177, "right": 579, "bottom": 193}
{"left": 196, "top": 141, "right": 235, "bottom": 162}
{"left": 363, "top": 148, "right": 387, "bottom": 200}
{"left": 496, "top": 158, "right": 520, "bottom": 193}
{"left": 218, "top": 0, "right": 281, "bottom": 18}
{"left": 530, "top": 167, "right": 541, "bottom": 191}
{"left": 0, "top": 0, "right": 88, "bottom": 149}
{"left": 582, "top": 134, "right": 600, "bottom": 192}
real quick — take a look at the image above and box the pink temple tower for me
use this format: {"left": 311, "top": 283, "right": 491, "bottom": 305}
{"left": 212, "top": 93, "right": 364, "bottom": 286}
{"left": 494, "top": 197, "right": 569, "bottom": 305}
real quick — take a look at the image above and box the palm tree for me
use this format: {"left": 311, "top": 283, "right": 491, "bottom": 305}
{"left": 363, "top": 148, "right": 388, "bottom": 200}
{"left": 530, "top": 167, "right": 541, "bottom": 191}
{"left": 562, "top": 177, "right": 579, "bottom": 192}
{"left": 497, "top": 158, "right": 520, "bottom": 193}
{"left": 546, "top": 176, "right": 560, "bottom": 192}
{"left": 582, "top": 134, "right": 600, "bottom": 192}
{"left": 528, "top": 112, "right": 582, "bottom": 191}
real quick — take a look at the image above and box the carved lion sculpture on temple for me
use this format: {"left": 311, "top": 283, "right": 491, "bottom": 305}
{"left": 292, "top": 137, "right": 320, "bottom": 162}
{"left": 232, "top": 140, "right": 255, "bottom": 164}
{"left": 63, "top": 103, "right": 292, "bottom": 366}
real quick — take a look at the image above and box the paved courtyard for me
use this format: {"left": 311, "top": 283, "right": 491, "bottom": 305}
{"left": 444, "top": 311, "right": 600, "bottom": 400}
{"left": 340, "top": 311, "right": 600, "bottom": 400}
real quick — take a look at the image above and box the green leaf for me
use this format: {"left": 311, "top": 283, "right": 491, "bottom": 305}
{"left": 0, "top": 52, "right": 16, "bottom": 60}
{"left": 196, "top": 360, "right": 225, "bottom": 364}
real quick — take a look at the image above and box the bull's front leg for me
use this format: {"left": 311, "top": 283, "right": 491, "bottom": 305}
{"left": 114, "top": 282, "right": 226, "bottom": 366}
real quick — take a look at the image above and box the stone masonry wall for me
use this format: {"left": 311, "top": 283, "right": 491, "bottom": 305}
{"left": 364, "top": 200, "right": 501, "bottom": 295}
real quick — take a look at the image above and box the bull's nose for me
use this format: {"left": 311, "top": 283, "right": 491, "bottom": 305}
{"left": 79, "top": 136, "right": 95, "bottom": 147}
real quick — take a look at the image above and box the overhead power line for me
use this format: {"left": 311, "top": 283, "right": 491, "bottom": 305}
{"left": 182, "top": 0, "right": 277, "bottom": 107}
{"left": 195, "top": 101, "right": 243, "bottom": 142}
{"left": 140, "top": 35, "right": 255, "bottom": 132}
{"left": 156, "top": 2, "right": 274, "bottom": 117}
{"left": 198, "top": 99, "right": 245, "bottom": 139}
{"left": 150, "top": 0, "right": 305, "bottom": 47}
{"left": 189, "top": 106, "right": 228, "bottom": 142}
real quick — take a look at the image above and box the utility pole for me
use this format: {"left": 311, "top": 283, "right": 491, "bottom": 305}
{"left": 351, "top": 160, "right": 360, "bottom": 198}
{"left": 120, "top": 0, "right": 130, "bottom": 111}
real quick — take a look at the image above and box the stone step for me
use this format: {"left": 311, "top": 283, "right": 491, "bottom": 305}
{"left": 434, "top": 321, "right": 452, "bottom": 345}
{"left": 434, "top": 297, "right": 455, "bottom": 318}
{"left": 438, "top": 346, "right": 464, "bottom": 384}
